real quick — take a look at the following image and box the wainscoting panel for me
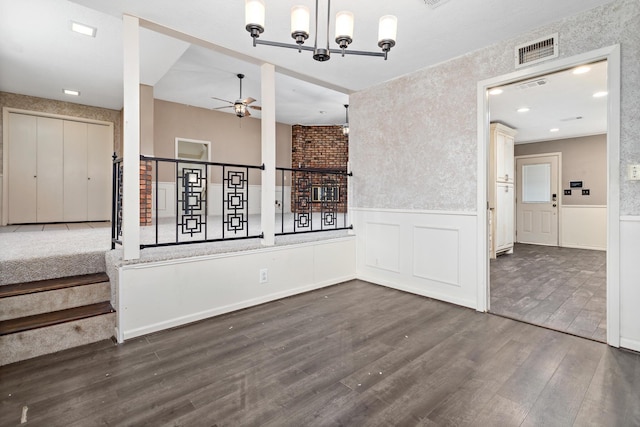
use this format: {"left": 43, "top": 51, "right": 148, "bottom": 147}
{"left": 364, "top": 222, "right": 400, "bottom": 272}
{"left": 354, "top": 208, "right": 477, "bottom": 309}
{"left": 413, "top": 226, "right": 460, "bottom": 287}
{"left": 117, "top": 236, "right": 356, "bottom": 340}
{"left": 620, "top": 216, "right": 640, "bottom": 352}
{"left": 561, "top": 205, "right": 606, "bottom": 250}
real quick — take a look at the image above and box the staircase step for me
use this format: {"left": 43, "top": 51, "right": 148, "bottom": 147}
{"left": 0, "top": 301, "right": 115, "bottom": 336}
{"left": 0, "top": 272, "right": 109, "bottom": 298}
{"left": 0, "top": 310, "right": 116, "bottom": 366}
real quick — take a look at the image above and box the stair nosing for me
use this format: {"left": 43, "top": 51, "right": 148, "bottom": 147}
{"left": 0, "top": 301, "right": 115, "bottom": 336}
{"left": 0, "top": 273, "right": 109, "bottom": 299}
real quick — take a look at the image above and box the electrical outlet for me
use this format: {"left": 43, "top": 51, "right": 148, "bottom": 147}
{"left": 629, "top": 164, "right": 640, "bottom": 180}
{"left": 259, "top": 268, "right": 268, "bottom": 283}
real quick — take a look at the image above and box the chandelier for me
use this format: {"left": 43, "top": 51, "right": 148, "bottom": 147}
{"left": 245, "top": 0, "right": 398, "bottom": 61}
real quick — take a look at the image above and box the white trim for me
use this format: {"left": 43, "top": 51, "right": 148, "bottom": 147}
{"left": 175, "top": 137, "right": 212, "bottom": 162}
{"left": 620, "top": 215, "right": 640, "bottom": 222}
{"left": 620, "top": 338, "right": 640, "bottom": 353}
{"left": 351, "top": 207, "right": 477, "bottom": 217}
{"left": 477, "top": 45, "right": 621, "bottom": 347}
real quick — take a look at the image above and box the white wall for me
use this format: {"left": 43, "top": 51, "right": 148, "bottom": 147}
{"left": 620, "top": 216, "right": 640, "bottom": 352}
{"left": 354, "top": 208, "right": 478, "bottom": 309}
{"left": 117, "top": 236, "right": 356, "bottom": 340}
{"left": 560, "top": 206, "right": 606, "bottom": 250}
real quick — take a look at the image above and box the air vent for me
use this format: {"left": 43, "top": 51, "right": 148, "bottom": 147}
{"left": 514, "top": 78, "right": 548, "bottom": 90}
{"left": 423, "top": 0, "right": 452, "bottom": 9}
{"left": 515, "top": 34, "right": 558, "bottom": 68}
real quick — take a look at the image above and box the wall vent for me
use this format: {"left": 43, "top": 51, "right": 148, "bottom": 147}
{"left": 515, "top": 33, "right": 558, "bottom": 68}
{"left": 423, "top": 0, "right": 452, "bottom": 9}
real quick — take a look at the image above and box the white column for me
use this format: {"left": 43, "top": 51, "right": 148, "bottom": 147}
{"left": 122, "top": 15, "right": 140, "bottom": 260}
{"left": 260, "top": 63, "right": 276, "bottom": 246}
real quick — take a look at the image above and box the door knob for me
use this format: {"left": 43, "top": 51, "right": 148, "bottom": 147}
{"left": 553, "top": 203, "right": 557, "bottom": 207}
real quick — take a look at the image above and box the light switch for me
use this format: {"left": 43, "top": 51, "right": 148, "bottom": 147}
{"left": 629, "top": 164, "right": 640, "bottom": 181}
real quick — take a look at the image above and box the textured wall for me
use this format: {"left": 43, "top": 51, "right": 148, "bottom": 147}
{"left": 515, "top": 134, "right": 607, "bottom": 205}
{"left": 351, "top": 0, "right": 640, "bottom": 215}
{"left": 0, "top": 91, "right": 122, "bottom": 173}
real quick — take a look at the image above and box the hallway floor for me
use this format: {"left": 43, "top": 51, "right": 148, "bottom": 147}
{"left": 490, "top": 243, "right": 606, "bottom": 342}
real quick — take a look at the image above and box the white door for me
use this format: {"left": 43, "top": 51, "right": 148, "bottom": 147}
{"left": 87, "top": 123, "right": 113, "bottom": 220}
{"left": 36, "top": 117, "right": 64, "bottom": 222}
{"left": 496, "top": 183, "right": 514, "bottom": 251}
{"left": 516, "top": 155, "right": 559, "bottom": 246}
{"left": 8, "top": 114, "right": 37, "bottom": 223}
{"left": 64, "top": 120, "right": 89, "bottom": 221}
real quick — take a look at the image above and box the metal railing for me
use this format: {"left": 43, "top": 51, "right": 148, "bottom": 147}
{"left": 112, "top": 158, "right": 353, "bottom": 250}
{"left": 275, "top": 167, "right": 352, "bottom": 235}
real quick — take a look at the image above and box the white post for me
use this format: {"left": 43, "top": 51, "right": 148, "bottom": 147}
{"left": 261, "top": 63, "right": 276, "bottom": 246}
{"left": 122, "top": 15, "right": 140, "bottom": 260}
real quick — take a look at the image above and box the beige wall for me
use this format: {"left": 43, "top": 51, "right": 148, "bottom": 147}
{"left": 515, "top": 134, "right": 607, "bottom": 205}
{"left": 140, "top": 85, "right": 154, "bottom": 156}
{"left": 153, "top": 99, "right": 291, "bottom": 184}
{"left": 0, "top": 91, "right": 121, "bottom": 174}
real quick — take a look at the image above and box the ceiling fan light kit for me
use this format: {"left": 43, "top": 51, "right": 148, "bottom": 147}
{"left": 245, "top": 0, "right": 397, "bottom": 61}
{"left": 211, "top": 73, "right": 261, "bottom": 118}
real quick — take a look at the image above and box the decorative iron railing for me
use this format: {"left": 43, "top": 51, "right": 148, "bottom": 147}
{"left": 275, "top": 167, "right": 353, "bottom": 235}
{"left": 112, "top": 155, "right": 264, "bottom": 249}
{"left": 112, "top": 158, "right": 353, "bottom": 250}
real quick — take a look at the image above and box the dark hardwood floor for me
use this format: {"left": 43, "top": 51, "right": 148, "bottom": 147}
{"left": 491, "top": 243, "right": 607, "bottom": 342}
{"left": 1, "top": 280, "right": 638, "bottom": 426}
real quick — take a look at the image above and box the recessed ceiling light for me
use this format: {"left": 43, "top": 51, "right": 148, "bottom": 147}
{"left": 573, "top": 66, "right": 591, "bottom": 75}
{"left": 593, "top": 91, "right": 608, "bottom": 98}
{"left": 71, "top": 21, "right": 97, "bottom": 37}
{"left": 517, "top": 107, "right": 530, "bottom": 113}
{"left": 488, "top": 88, "right": 503, "bottom": 95}
{"left": 63, "top": 89, "right": 80, "bottom": 96}
{"left": 550, "top": 128, "right": 560, "bottom": 132}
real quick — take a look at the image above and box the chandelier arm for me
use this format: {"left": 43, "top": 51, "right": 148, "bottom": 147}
{"left": 328, "top": 48, "right": 386, "bottom": 58}
{"left": 255, "top": 39, "right": 316, "bottom": 52}
{"left": 314, "top": 0, "right": 319, "bottom": 50}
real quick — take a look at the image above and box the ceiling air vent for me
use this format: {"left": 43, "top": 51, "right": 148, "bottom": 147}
{"left": 515, "top": 33, "right": 558, "bottom": 68}
{"left": 514, "top": 78, "right": 548, "bottom": 90}
{"left": 423, "top": 0, "right": 452, "bottom": 9}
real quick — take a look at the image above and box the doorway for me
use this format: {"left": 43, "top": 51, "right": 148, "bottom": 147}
{"left": 477, "top": 46, "right": 620, "bottom": 346}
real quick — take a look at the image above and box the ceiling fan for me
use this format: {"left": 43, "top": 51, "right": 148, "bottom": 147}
{"left": 211, "top": 73, "right": 261, "bottom": 118}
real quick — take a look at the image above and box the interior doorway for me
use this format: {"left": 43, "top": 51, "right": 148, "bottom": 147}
{"left": 478, "top": 49, "right": 618, "bottom": 344}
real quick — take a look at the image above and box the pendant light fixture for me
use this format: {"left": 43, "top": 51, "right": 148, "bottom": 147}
{"left": 245, "top": 0, "right": 397, "bottom": 61}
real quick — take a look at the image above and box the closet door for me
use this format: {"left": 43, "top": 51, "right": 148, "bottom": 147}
{"left": 63, "top": 121, "right": 89, "bottom": 221}
{"left": 8, "top": 114, "right": 37, "bottom": 223}
{"left": 36, "top": 117, "right": 64, "bottom": 222}
{"left": 87, "top": 123, "right": 112, "bottom": 220}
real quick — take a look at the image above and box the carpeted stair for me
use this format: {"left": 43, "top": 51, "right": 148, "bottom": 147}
{"left": 0, "top": 273, "right": 115, "bottom": 366}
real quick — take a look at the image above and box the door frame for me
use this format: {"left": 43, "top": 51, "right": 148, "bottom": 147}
{"left": 514, "top": 152, "right": 562, "bottom": 246}
{"left": 476, "top": 45, "right": 620, "bottom": 347}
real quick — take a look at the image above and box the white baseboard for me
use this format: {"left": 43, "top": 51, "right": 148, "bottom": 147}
{"left": 620, "top": 338, "right": 640, "bottom": 353}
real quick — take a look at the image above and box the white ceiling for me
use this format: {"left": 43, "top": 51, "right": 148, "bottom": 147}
{"left": 0, "top": 0, "right": 613, "bottom": 136}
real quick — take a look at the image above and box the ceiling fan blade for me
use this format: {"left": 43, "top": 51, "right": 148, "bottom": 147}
{"left": 243, "top": 97, "right": 257, "bottom": 105}
{"left": 210, "top": 97, "right": 234, "bottom": 104}
{"left": 249, "top": 105, "right": 262, "bottom": 111}
{"left": 212, "top": 106, "right": 233, "bottom": 110}
{"left": 244, "top": 109, "right": 251, "bottom": 117}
